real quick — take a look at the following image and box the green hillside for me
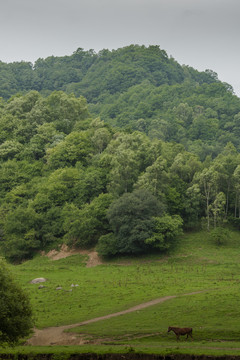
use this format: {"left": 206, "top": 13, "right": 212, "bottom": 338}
{"left": 1, "top": 45, "right": 240, "bottom": 157}
{"left": 0, "top": 45, "right": 211, "bottom": 101}
{"left": 0, "top": 45, "right": 240, "bottom": 262}
{"left": 95, "top": 80, "right": 240, "bottom": 158}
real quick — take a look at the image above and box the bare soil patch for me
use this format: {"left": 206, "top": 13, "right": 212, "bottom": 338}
{"left": 44, "top": 245, "right": 102, "bottom": 267}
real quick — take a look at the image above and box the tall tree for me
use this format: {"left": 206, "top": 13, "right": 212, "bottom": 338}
{"left": 195, "top": 167, "right": 219, "bottom": 231}
{"left": 233, "top": 165, "right": 240, "bottom": 218}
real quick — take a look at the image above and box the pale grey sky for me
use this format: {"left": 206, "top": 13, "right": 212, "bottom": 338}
{"left": 1, "top": 0, "right": 240, "bottom": 95}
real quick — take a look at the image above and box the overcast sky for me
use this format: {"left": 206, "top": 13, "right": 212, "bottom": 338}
{"left": 1, "top": 0, "right": 240, "bottom": 95}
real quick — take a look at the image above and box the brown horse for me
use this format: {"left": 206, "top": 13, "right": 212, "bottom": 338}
{"left": 168, "top": 326, "right": 193, "bottom": 340}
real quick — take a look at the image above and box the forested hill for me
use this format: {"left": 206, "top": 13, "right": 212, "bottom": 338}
{"left": 0, "top": 45, "right": 217, "bottom": 101}
{"left": 1, "top": 45, "right": 240, "bottom": 263}
{"left": 1, "top": 45, "right": 240, "bottom": 159}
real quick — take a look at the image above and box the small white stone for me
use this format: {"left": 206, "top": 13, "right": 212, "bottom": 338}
{"left": 30, "top": 278, "right": 47, "bottom": 284}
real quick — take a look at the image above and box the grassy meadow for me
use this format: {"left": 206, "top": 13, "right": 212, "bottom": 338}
{"left": 7, "top": 230, "right": 240, "bottom": 355}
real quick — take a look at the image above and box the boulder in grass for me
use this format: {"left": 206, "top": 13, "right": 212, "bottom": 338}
{"left": 30, "top": 278, "right": 47, "bottom": 284}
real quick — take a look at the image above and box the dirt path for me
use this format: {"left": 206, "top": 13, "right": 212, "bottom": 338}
{"left": 26, "top": 290, "right": 206, "bottom": 346}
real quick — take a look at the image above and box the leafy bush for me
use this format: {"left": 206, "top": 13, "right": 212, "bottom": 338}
{"left": 96, "top": 233, "right": 118, "bottom": 257}
{"left": 209, "top": 227, "right": 231, "bottom": 246}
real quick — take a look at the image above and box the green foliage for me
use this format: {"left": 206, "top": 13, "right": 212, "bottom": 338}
{"left": 0, "top": 159, "right": 42, "bottom": 199}
{"left": 0, "top": 46, "right": 240, "bottom": 261}
{"left": 145, "top": 214, "right": 183, "bottom": 250}
{"left": 45, "top": 131, "right": 93, "bottom": 168}
{"left": 2, "top": 45, "right": 239, "bottom": 159}
{"left": 63, "top": 193, "right": 113, "bottom": 248}
{"left": 0, "top": 140, "right": 23, "bottom": 160}
{"left": 105, "top": 189, "right": 163, "bottom": 255}
{"left": 0, "top": 259, "right": 33, "bottom": 344}
{"left": 0, "top": 45, "right": 186, "bottom": 101}
{"left": 96, "top": 233, "right": 118, "bottom": 257}
{"left": 97, "top": 81, "right": 240, "bottom": 157}
{"left": 209, "top": 226, "right": 231, "bottom": 246}
{"left": 103, "top": 131, "right": 155, "bottom": 195}
{"left": 134, "top": 155, "right": 168, "bottom": 201}
{"left": 2, "top": 206, "right": 41, "bottom": 262}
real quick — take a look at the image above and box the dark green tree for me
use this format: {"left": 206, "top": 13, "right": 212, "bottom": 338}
{"left": 0, "top": 260, "right": 33, "bottom": 344}
{"left": 103, "top": 189, "right": 163, "bottom": 255}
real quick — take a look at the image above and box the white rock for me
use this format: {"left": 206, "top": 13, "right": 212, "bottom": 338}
{"left": 30, "top": 278, "right": 47, "bottom": 284}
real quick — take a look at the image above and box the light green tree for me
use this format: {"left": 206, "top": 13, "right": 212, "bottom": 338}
{"left": 212, "top": 143, "right": 239, "bottom": 217}
{"left": 134, "top": 156, "right": 168, "bottom": 201}
{"left": 233, "top": 165, "right": 240, "bottom": 218}
{"left": 195, "top": 167, "right": 219, "bottom": 231}
{"left": 209, "top": 192, "right": 226, "bottom": 228}
{"left": 63, "top": 193, "right": 113, "bottom": 248}
{"left": 45, "top": 131, "right": 93, "bottom": 168}
{"left": 145, "top": 214, "right": 183, "bottom": 250}
{"left": 105, "top": 132, "right": 153, "bottom": 195}
{"left": 184, "top": 183, "right": 202, "bottom": 228}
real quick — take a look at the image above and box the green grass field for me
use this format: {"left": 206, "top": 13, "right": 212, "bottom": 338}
{"left": 6, "top": 230, "right": 240, "bottom": 356}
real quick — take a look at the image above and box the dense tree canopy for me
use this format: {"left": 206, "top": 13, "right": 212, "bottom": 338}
{"left": 1, "top": 45, "right": 239, "bottom": 158}
{"left": 97, "top": 190, "right": 182, "bottom": 257}
{"left": 0, "top": 45, "right": 240, "bottom": 261}
{"left": 105, "top": 189, "right": 163, "bottom": 254}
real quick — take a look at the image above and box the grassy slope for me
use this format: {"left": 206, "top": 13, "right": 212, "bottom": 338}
{"left": 9, "top": 230, "right": 240, "bottom": 355}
